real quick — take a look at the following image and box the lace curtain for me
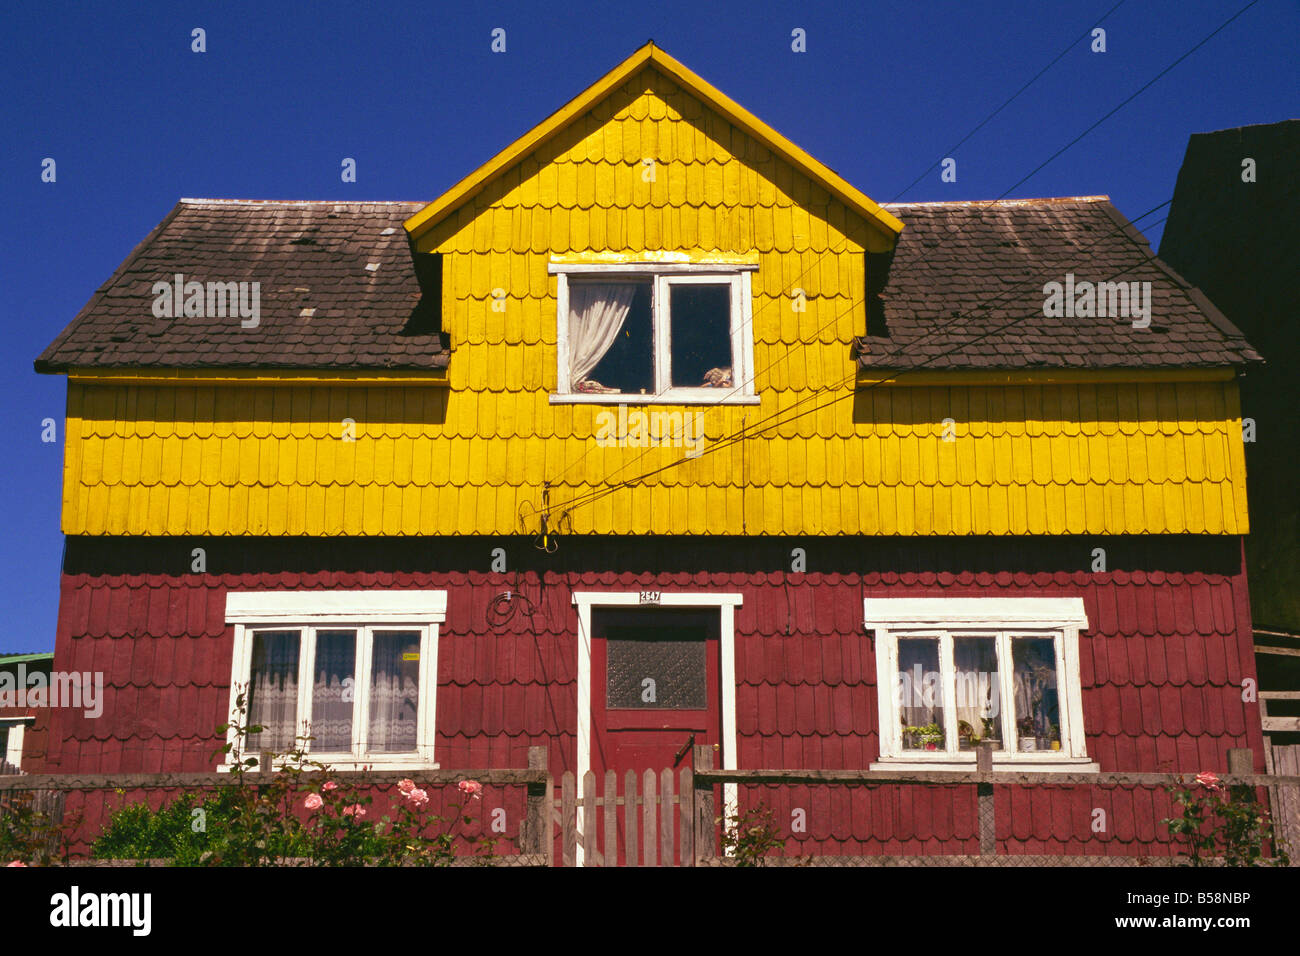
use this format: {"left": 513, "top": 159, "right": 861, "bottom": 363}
{"left": 568, "top": 283, "right": 637, "bottom": 389}
{"left": 368, "top": 631, "right": 420, "bottom": 752}
{"left": 247, "top": 631, "right": 300, "bottom": 753}
{"left": 310, "top": 630, "right": 356, "bottom": 751}
{"left": 954, "top": 637, "right": 1000, "bottom": 746}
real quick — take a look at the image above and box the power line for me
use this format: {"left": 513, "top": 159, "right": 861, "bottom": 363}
{"left": 530, "top": 3, "right": 1259, "bottom": 529}
{"left": 891, "top": 0, "right": 1128, "bottom": 201}
{"left": 546, "top": 212, "right": 1175, "bottom": 522}
{"left": 545, "top": 2, "right": 1250, "bottom": 495}
{"left": 545, "top": 2, "right": 1129, "bottom": 490}
{"left": 539, "top": 201, "right": 1175, "bottom": 523}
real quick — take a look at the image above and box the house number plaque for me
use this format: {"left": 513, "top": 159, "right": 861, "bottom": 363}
{"left": 638, "top": 591, "right": 662, "bottom": 605}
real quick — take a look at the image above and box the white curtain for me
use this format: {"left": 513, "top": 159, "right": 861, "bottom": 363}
{"left": 568, "top": 283, "right": 637, "bottom": 388}
{"left": 247, "top": 631, "right": 300, "bottom": 754}
{"left": 368, "top": 631, "right": 420, "bottom": 753}
{"left": 310, "top": 630, "right": 356, "bottom": 752}
{"left": 953, "top": 638, "right": 999, "bottom": 746}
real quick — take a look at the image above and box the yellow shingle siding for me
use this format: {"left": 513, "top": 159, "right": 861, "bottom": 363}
{"left": 56, "top": 67, "right": 1251, "bottom": 538}
{"left": 63, "top": 379, "right": 1249, "bottom": 536}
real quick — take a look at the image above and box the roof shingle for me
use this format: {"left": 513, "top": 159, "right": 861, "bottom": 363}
{"left": 856, "top": 197, "right": 1260, "bottom": 371}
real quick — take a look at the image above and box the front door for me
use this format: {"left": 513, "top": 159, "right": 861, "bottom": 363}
{"left": 590, "top": 606, "right": 721, "bottom": 864}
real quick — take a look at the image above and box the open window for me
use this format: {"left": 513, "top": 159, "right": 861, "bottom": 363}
{"left": 864, "top": 597, "right": 1096, "bottom": 771}
{"left": 223, "top": 590, "right": 447, "bottom": 770}
{"left": 550, "top": 263, "right": 757, "bottom": 404}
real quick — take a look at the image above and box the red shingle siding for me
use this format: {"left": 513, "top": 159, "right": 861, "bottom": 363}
{"left": 47, "top": 536, "right": 1263, "bottom": 856}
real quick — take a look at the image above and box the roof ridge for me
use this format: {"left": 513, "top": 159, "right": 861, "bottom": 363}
{"left": 883, "top": 195, "right": 1111, "bottom": 208}
{"left": 179, "top": 197, "right": 426, "bottom": 206}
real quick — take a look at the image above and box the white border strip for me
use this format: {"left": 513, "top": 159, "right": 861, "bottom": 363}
{"left": 226, "top": 590, "right": 449, "bottom": 624}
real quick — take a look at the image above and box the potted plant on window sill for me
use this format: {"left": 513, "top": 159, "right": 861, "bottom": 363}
{"left": 1017, "top": 717, "right": 1038, "bottom": 751}
{"left": 904, "top": 723, "right": 944, "bottom": 751}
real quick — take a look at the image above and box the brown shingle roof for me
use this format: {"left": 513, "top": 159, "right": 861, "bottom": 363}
{"left": 855, "top": 196, "right": 1260, "bottom": 371}
{"left": 34, "top": 199, "right": 447, "bottom": 373}
{"left": 36, "top": 195, "right": 1258, "bottom": 374}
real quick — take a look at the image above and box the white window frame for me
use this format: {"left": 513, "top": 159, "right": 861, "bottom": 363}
{"left": 864, "top": 597, "right": 1097, "bottom": 772}
{"left": 550, "top": 262, "right": 758, "bottom": 405}
{"left": 0, "top": 718, "right": 29, "bottom": 771}
{"left": 223, "top": 590, "right": 447, "bottom": 771}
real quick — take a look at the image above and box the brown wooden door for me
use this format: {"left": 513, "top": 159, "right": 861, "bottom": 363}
{"left": 590, "top": 606, "right": 721, "bottom": 864}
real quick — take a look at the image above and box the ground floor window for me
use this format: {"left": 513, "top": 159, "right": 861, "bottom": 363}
{"left": 224, "top": 591, "right": 446, "bottom": 770}
{"left": 865, "top": 597, "right": 1096, "bottom": 771}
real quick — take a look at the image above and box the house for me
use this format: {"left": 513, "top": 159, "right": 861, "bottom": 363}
{"left": 0, "top": 652, "right": 55, "bottom": 774}
{"left": 34, "top": 43, "right": 1268, "bottom": 859}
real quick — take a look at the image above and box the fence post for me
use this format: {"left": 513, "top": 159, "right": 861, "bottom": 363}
{"left": 977, "top": 741, "right": 995, "bottom": 856}
{"left": 524, "top": 746, "right": 552, "bottom": 866}
{"left": 1227, "top": 748, "right": 1253, "bottom": 777}
{"left": 1227, "top": 748, "right": 1255, "bottom": 808}
{"left": 693, "top": 744, "right": 714, "bottom": 865}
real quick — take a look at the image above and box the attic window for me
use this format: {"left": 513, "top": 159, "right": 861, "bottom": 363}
{"left": 550, "top": 263, "right": 757, "bottom": 404}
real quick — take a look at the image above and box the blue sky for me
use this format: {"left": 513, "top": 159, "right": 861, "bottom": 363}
{"left": 0, "top": 0, "right": 1295, "bottom": 653}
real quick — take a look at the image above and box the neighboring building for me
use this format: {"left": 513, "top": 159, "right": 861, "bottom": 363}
{"left": 34, "top": 44, "right": 1268, "bottom": 859}
{"left": 1159, "top": 119, "right": 1300, "bottom": 849}
{"left": 0, "top": 652, "right": 54, "bottom": 774}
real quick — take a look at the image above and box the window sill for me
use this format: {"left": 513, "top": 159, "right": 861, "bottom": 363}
{"left": 219, "top": 757, "right": 440, "bottom": 773}
{"left": 870, "top": 756, "right": 1100, "bottom": 774}
{"left": 550, "top": 392, "right": 759, "bottom": 406}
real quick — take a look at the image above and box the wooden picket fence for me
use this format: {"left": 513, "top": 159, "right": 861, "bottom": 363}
{"left": 555, "top": 763, "right": 713, "bottom": 866}
{"left": 3, "top": 745, "right": 1298, "bottom": 866}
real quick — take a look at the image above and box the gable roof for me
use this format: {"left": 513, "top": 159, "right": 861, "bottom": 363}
{"left": 402, "top": 42, "right": 905, "bottom": 247}
{"left": 34, "top": 199, "right": 446, "bottom": 374}
{"left": 856, "top": 197, "right": 1261, "bottom": 372}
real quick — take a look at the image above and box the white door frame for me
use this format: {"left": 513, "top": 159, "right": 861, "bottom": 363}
{"left": 572, "top": 591, "right": 743, "bottom": 866}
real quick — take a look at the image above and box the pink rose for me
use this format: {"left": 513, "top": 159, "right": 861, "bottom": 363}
{"left": 404, "top": 787, "right": 430, "bottom": 807}
{"left": 397, "top": 778, "right": 416, "bottom": 794}
{"left": 6, "top": 861, "right": 26, "bottom": 867}
{"left": 458, "top": 779, "right": 483, "bottom": 799}
{"left": 342, "top": 804, "right": 366, "bottom": 818}
{"left": 304, "top": 793, "right": 323, "bottom": 810}
{"left": 1196, "top": 771, "right": 1224, "bottom": 792}
{"left": 322, "top": 781, "right": 339, "bottom": 792}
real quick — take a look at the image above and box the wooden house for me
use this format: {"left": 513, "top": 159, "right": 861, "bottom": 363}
{"left": 33, "top": 43, "right": 1268, "bottom": 859}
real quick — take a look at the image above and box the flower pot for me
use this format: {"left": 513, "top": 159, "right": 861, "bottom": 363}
{"left": 1019, "top": 738, "right": 1037, "bottom": 752}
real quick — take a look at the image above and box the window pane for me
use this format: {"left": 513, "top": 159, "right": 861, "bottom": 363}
{"left": 0, "top": 726, "right": 10, "bottom": 771}
{"left": 571, "top": 281, "right": 654, "bottom": 394}
{"left": 954, "top": 636, "right": 1002, "bottom": 751}
{"left": 896, "top": 638, "right": 944, "bottom": 751}
{"left": 1012, "top": 637, "right": 1061, "bottom": 751}
{"left": 669, "top": 284, "right": 732, "bottom": 388}
{"left": 607, "top": 631, "right": 707, "bottom": 709}
{"left": 311, "top": 630, "right": 356, "bottom": 752}
{"left": 368, "top": 630, "right": 421, "bottom": 753}
{"left": 247, "top": 630, "right": 300, "bottom": 754}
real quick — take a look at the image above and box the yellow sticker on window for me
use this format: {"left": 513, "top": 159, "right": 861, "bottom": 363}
{"left": 402, "top": 652, "right": 420, "bottom": 661}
